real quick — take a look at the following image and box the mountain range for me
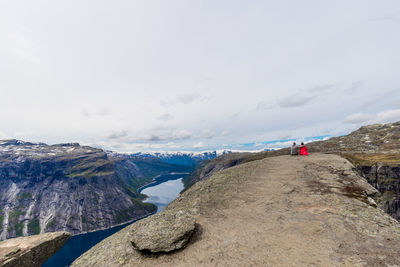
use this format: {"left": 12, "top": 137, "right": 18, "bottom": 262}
{"left": 0, "top": 140, "right": 193, "bottom": 240}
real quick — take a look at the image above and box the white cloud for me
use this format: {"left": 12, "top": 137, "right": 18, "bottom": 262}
{"left": 156, "top": 113, "right": 174, "bottom": 121}
{"left": 138, "top": 129, "right": 193, "bottom": 142}
{"left": 347, "top": 81, "right": 365, "bottom": 94}
{"left": 278, "top": 95, "right": 315, "bottom": 108}
{"left": 98, "top": 141, "right": 181, "bottom": 153}
{"left": 306, "top": 84, "right": 334, "bottom": 93}
{"left": 265, "top": 140, "right": 295, "bottom": 149}
{"left": 192, "top": 142, "right": 204, "bottom": 149}
{"left": 344, "top": 112, "right": 374, "bottom": 124}
{"left": 375, "top": 109, "right": 400, "bottom": 123}
{"left": 256, "top": 102, "right": 274, "bottom": 111}
{"left": 221, "top": 129, "right": 231, "bottom": 136}
{"left": 0, "top": 131, "right": 8, "bottom": 139}
{"left": 201, "top": 129, "right": 215, "bottom": 139}
{"left": 81, "top": 108, "right": 110, "bottom": 117}
{"left": 177, "top": 93, "right": 200, "bottom": 104}
{"left": 160, "top": 93, "right": 210, "bottom": 107}
{"left": 344, "top": 109, "right": 400, "bottom": 125}
{"left": 107, "top": 130, "right": 128, "bottom": 140}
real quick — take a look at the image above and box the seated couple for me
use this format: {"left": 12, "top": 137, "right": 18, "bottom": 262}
{"left": 290, "top": 142, "right": 309, "bottom": 156}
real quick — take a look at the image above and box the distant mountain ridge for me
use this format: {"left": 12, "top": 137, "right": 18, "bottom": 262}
{"left": 130, "top": 151, "right": 230, "bottom": 167}
{"left": 0, "top": 140, "right": 192, "bottom": 240}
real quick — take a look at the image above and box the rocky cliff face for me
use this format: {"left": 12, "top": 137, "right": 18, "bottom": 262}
{"left": 339, "top": 154, "right": 400, "bottom": 221}
{"left": 356, "top": 164, "right": 400, "bottom": 220}
{"left": 308, "top": 121, "right": 400, "bottom": 222}
{"left": 303, "top": 122, "right": 400, "bottom": 222}
{"left": 0, "top": 231, "right": 71, "bottom": 267}
{"left": 0, "top": 140, "right": 191, "bottom": 240}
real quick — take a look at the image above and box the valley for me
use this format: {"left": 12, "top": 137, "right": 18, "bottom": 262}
{"left": 0, "top": 140, "right": 193, "bottom": 239}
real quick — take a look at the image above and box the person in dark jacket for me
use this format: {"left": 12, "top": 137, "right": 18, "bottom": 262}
{"left": 291, "top": 142, "right": 299, "bottom": 155}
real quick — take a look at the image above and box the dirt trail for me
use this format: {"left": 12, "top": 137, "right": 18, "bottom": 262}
{"left": 73, "top": 154, "right": 400, "bottom": 266}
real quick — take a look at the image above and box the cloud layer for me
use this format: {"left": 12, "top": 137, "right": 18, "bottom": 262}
{"left": 0, "top": 1, "right": 400, "bottom": 152}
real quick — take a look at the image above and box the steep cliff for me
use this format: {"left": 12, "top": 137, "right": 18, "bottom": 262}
{"left": 0, "top": 231, "right": 70, "bottom": 267}
{"left": 0, "top": 140, "right": 191, "bottom": 239}
{"left": 340, "top": 153, "right": 400, "bottom": 221}
{"left": 307, "top": 121, "right": 400, "bottom": 221}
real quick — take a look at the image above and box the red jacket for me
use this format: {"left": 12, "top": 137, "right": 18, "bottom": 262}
{"left": 300, "top": 146, "right": 309, "bottom": 155}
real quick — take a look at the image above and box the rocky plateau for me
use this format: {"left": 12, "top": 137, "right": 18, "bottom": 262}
{"left": 73, "top": 153, "right": 400, "bottom": 266}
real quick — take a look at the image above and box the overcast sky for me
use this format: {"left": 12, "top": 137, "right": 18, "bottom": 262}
{"left": 1, "top": 1, "right": 400, "bottom": 152}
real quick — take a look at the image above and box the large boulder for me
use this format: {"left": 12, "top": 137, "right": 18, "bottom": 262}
{"left": 0, "top": 231, "right": 71, "bottom": 267}
{"left": 130, "top": 210, "right": 195, "bottom": 253}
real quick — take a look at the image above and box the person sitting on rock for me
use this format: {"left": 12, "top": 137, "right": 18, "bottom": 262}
{"left": 291, "top": 142, "right": 299, "bottom": 156}
{"left": 299, "top": 142, "right": 309, "bottom": 155}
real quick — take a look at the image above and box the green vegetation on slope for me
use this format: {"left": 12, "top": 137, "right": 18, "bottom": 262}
{"left": 17, "top": 192, "right": 32, "bottom": 201}
{"left": 0, "top": 208, "right": 3, "bottom": 231}
{"left": 46, "top": 218, "right": 55, "bottom": 230}
{"left": 115, "top": 208, "right": 132, "bottom": 224}
{"left": 131, "top": 198, "right": 157, "bottom": 213}
{"left": 341, "top": 153, "right": 400, "bottom": 167}
{"left": 67, "top": 158, "right": 114, "bottom": 178}
{"left": 15, "top": 222, "right": 23, "bottom": 236}
{"left": 7, "top": 209, "right": 24, "bottom": 236}
{"left": 28, "top": 218, "right": 40, "bottom": 234}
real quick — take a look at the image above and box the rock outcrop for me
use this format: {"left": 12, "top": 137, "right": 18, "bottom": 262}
{"left": 344, "top": 155, "right": 400, "bottom": 221}
{"left": 0, "top": 140, "right": 191, "bottom": 239}
{"left": 72, "top": 154, "right": 400, "bottom": 266}
{"left": 184, "top": 121, "right": 400, "bottom": 223}
{"left": 184, "top": 121, "right": 400, "bottom": 189}
{"left": 0, "top": 231, "right": 71, "bottom": 267}
{"left": 130, "top": 211, "right": 195, "bottom": 253}
{"left": 309, "top": 121, "right": 400, "bottom": 153}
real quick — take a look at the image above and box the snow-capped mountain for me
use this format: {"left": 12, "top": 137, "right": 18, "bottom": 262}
{"left": 131, "top": 150, "right": 232, "bottom": 167}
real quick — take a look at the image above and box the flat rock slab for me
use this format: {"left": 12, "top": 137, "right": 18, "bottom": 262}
{"left": 130, "top": 211, "right": 195, "bottom": 253}
{"left": 0, "top": 231, "right": 71, "bottom": 267}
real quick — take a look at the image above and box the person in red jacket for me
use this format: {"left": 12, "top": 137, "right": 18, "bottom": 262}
{"left": 299, "top": 142, "right": 309, "bottom": 155}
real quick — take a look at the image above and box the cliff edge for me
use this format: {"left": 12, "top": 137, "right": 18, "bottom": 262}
{"left": 73, "top": 154, "right": 400, "bottom": 266}
{"left": 0, "top": 231, "right": 70, "bottom": 267}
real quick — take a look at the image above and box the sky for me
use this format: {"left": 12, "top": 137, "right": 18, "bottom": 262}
{"left": 1, "top": 0, "right": 400, "bottom": 152}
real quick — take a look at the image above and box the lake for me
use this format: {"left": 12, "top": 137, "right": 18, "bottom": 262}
{"left": 42, "top": 173, "right": 185, "bottom": 267}
{"left": 141, "top": 176, "right": 184, "bottom": 213}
